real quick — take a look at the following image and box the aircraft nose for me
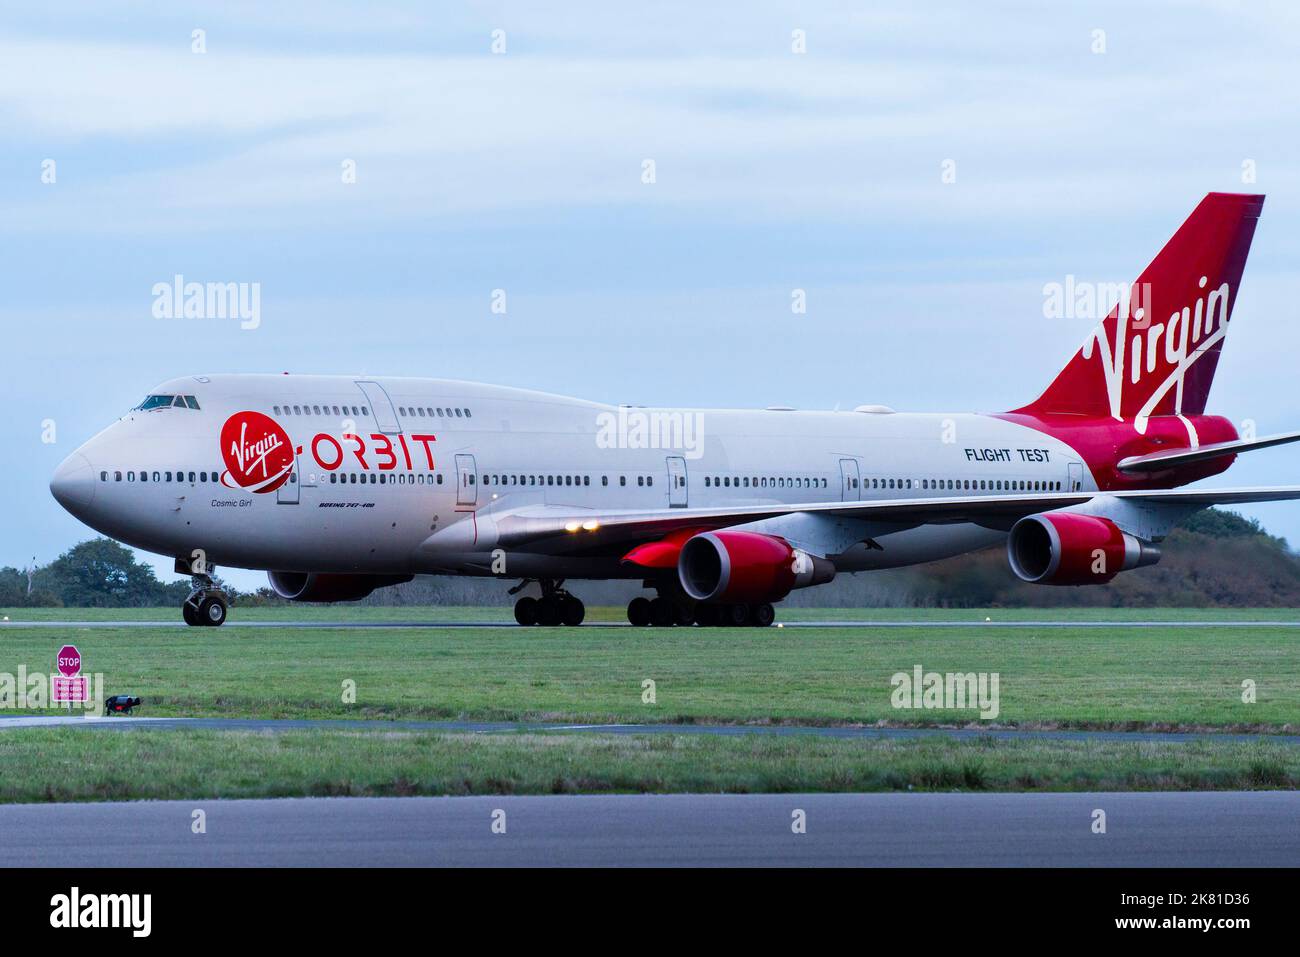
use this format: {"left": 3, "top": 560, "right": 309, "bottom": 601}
{"left": 50, "top": 450, "right": 96, "bottom": 512}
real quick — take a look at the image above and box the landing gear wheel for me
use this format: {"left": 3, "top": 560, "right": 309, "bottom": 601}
{"left": 560, "top": 596, "right": 586, "bottom": 626}
{"left": 674, "top": 603, "right": 695, "bottom": 627}
{"left": 649, "top": 597, "right": 674, "bottom": 627}
{"left": 536, "top": 596, "right": 561, "bottom": 627}
{"left": 693, "top": 603, "right": 718, "bottom": 627}
{"left": 627, "top": 597, "right": 652, "bottom": 626}
{"left": 752, "top": 603, "right": 775, "bottom": 627}
{"left": 182, "top": 603, "right": 200, "bottom": 627}
{"left": 514, "top": 596, "right": 538, "bottom": 626}
{"left": 726, "top": 603, "right": 751, "bottom": 627}
{"left": 199, "top": 597, "right": 227, "bottom": 627}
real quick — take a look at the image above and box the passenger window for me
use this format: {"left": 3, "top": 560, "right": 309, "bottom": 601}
{"left": 455, "top": 408, "right": 463, "bottom": 417}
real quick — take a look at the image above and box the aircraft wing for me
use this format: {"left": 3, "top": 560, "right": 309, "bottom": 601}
{"left": 452, "top": 485, "right": 1300, "bottom": 556}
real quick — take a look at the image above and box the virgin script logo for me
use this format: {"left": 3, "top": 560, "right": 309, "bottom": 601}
{"left": 220, "top": 411, "right": 295, "bottom": 493}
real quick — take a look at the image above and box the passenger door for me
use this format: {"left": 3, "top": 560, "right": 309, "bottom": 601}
{"left": 838, "top": 458, "right": 861, "bottom": 502}
{"left": 277, "top": 456, "right": 300, "bottom": 504}
{"left": 455, "top": 453, "right": 477, "bottom": 507}
{"left": 666, "top": 456, "right": 688, "bottom": 507}
{"left": 1068, "top": 461, "right": 1084, "bottom": 492}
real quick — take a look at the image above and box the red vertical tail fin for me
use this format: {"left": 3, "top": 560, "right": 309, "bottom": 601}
{"left": 1015, "top": 193, "right": 1264, "bottom": 428}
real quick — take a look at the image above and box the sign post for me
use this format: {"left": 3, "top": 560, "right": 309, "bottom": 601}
{"left": 54, "top": 644, "right": 87, "bottom": 707}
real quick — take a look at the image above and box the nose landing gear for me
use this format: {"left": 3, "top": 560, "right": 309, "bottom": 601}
{"left": 182, "top": 574, "right": 229, "bottom": 627}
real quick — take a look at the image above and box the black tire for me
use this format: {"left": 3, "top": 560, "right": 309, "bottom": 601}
{"left": 536, "top": 596, "right": 561, "bottom": 626}
{"left": 627, "top": 597, "right": 652, "bottom": 626}
{"left": 726, "top": 603, "right": 751, "bottom": 627}
{"left": 561, "top": 596, "right": 586, "bottom": 626}
{"left": 182, "top": 603, "right": 200, "bottom": 627}
{"left": 649, "top": 597, "right": 674, "bottom": 627}
{"left": 199, "top": 597, "right": 227, "bottom": 627}
{"left": 514, "top": 596, "right": 538, "bottom": 626}
{"left": 752, "top": 603, "right": 776, "bottom": 627}
{"left": 674, "top": 603, "right": 695, "bottom": 626}
{"left": 693, "top": 603, "right": 718, "bottom": 626}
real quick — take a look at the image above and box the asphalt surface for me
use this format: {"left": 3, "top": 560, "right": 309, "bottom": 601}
{"left": 8, "top": 618, "right": 1300, "bottom": 628}
{"left": 2, "top": 714, "right": 1297, "bottom": 745}
{"left": 3, "top": 791, "right": 1295, "bottom": 866}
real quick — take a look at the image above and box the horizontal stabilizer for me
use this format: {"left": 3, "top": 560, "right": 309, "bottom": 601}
{"left": 1117, "top": 430, "right": 1300, "bottom": 472}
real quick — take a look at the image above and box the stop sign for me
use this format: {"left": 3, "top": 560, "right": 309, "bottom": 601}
{"left": 56, "top": 644, "right": 81, "bottom": 678}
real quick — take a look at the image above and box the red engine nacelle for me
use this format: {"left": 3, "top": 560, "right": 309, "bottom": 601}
{"left": 1007, "top": 513, "right": 1160, "bottom": 585}
{"left": 677, "top": 531, "right": 835, "bottom": 603}
{"left": 267, "top": 571, "right": 413, "bottom": 602}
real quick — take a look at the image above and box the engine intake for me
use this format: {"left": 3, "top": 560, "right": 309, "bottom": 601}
{"left": 1007, "top": 513, "right": 1159, "bottom": 585}
{"left": 267, "top": 571, "right": 413, "bottom": 603}
{"left": 678, "top": 531, "right": 835, "bottom": 603}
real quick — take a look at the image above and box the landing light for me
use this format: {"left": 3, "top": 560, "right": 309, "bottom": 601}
{"left": 564, "top": 521, "right": 581, "bottom": 533}
{"left": 581, "top": 520, "right": 599, "bottom": 531}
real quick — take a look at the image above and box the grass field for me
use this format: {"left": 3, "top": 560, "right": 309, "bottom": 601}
{"left": 2, "top": 608, "right": 1295, "bottom": 801}
{"left": 2, "top": 728, "right": 1296, "bottom": 803}
{"left": 0, "top": 610, "right": 1296, "bottom": 729}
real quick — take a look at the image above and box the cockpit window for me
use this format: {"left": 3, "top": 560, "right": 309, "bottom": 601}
{"left": 134, "top": 395, "right": 175, "bottom": 411}
{"left": 133, "top": 394, "right": 200, "bottom": 411}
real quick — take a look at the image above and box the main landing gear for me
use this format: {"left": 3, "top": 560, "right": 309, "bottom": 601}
{"left": 182, "top": 574, "right": 228, "bottom": 627}
{"left": 512, "top": 579, "right": 585, "bottom": 627}
{"left": 627, "top": 596, "right": 776, "bottom": 628}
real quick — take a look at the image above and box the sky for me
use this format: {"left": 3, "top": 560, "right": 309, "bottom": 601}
{"left": 4, "top": 1, "right": 1300, "bottom": 592}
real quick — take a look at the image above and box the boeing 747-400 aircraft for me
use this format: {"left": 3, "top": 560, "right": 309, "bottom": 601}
{"left": 50, "top": 193, "right": 1300, "bottom": 626}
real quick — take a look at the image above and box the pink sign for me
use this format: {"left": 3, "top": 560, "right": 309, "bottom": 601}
{"left": 56, "top": 645, "right": 81, "bottom": 678}
{"left": 53, "top": 676, "right": 88, "bottom": 703}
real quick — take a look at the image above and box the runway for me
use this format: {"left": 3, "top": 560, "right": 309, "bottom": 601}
{"left": 8, "top": 618, "right": 1300, "bottom": 629}
{"left": 3, "top": 714, "right": 1295, "bottom": 745}
{"left": 2, "top": 791, "right": 1295, "bottom": 866}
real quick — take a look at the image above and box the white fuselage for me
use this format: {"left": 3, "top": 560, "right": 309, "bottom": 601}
{"left": 52, "top": 374, "right": 1095, "bottom": 579}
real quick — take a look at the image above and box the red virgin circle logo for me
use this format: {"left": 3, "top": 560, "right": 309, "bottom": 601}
{"left": 220, "top": 411, "right": 295, "bottom": 493}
